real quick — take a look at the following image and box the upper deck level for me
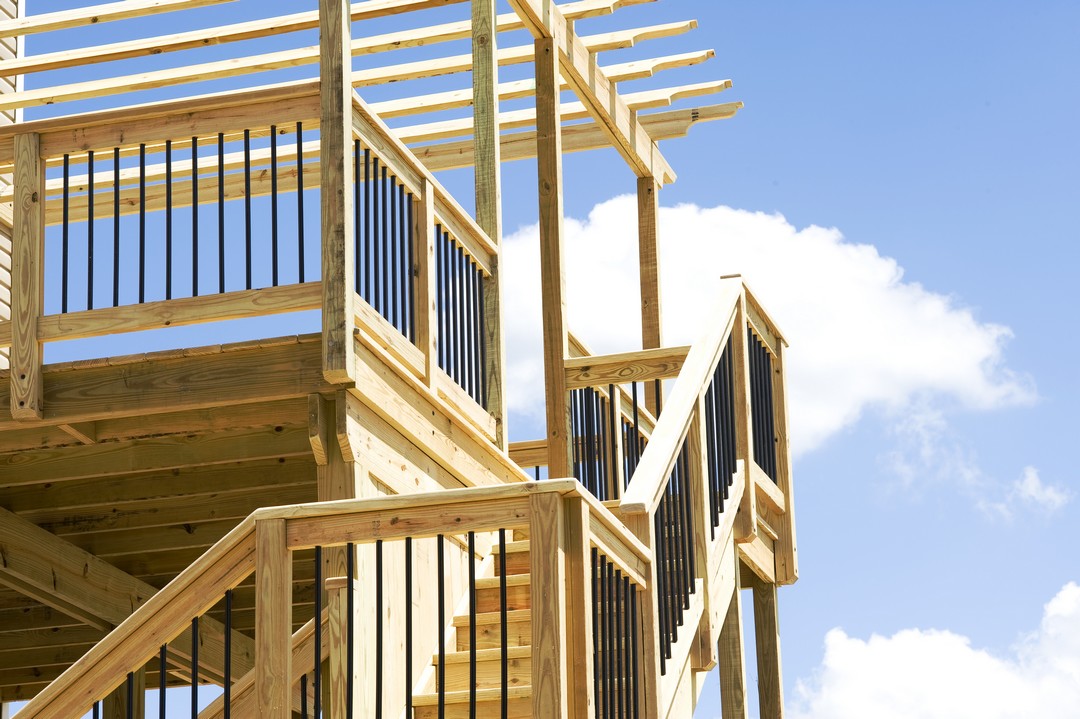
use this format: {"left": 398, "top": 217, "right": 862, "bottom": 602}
{"left": 0, "top": 2, "right": 794, "bottom": 717}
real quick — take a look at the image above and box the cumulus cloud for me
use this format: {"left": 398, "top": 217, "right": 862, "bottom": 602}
{"left": 503, "top": 196, "right": 1034, "bottom": 454}
{"left": 790, "top": 582, "right": 1080, "bottom": 718}
{"left": 979, "top": 466, "right": 1072, "bottom": 519}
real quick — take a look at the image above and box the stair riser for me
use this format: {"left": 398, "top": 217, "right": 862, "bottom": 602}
{"left": 456, "top": 619, "right": 531, "bottom": 651}
{"left": 438, "top": 656, "right": 531, "bottom": 692}
{"left": 414, "top": 698, "right": 532, "bottom": 719}
{"left": 495, "top": 552, "right": 531, "bottom": 577}
{"left": 475, "top": 583, "right": 530, "bottom": 613}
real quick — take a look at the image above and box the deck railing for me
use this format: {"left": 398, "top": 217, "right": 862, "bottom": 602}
{"left": 12, "top": 481, "right": 649, "bottom": 719}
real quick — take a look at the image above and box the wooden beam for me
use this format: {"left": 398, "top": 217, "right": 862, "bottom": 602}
{"left": 564, "top": 497, "right": 593, "bottom": 719}
{"left": 319, "top": 0, "right": 355, "bottom": 385}
{"left": 255, "top": 518, "right": 292, "bottom": 718}
{"left": 563, "top": 345, "right": 688, "bottom": 390}
{"left": 0, "top": 0, "right": 234, "bottom": 38}
{"left": 530, "top": 491, "right": 568, "bottom": 718}
{"left": 473, "top": 0, "right": 507, "bottom": 451}
{"left": 508, "top": 0, "right": 674, "bottom": 182}
{"left": 10, "top": 132, "right": 40, "bottom": 419}
{"left": 638, "top": 176, "right": 662, "bottom": 414}
{"left": 747, "top": 573, "right": 785, "bottom": 719}
{"left": 535, "top": 35, "right": 572, "bottom": 480}
{"left": 718, "top": 546, "right": 749, "bottom": 719}
{"left": 413, "top": 101, "right": 742, "bottom": 173}
{"left": 772, "top": 341, "right": 798, "bottom": 585}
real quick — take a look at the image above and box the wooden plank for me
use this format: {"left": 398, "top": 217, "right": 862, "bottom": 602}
{"left": 718, "top": 544, "right": 749, "bottom": 719}
{"left": 530, "top": 491, "right": 568, "bottom": 718}
{"left": 415, "top": 180, "right": 438, "bottom": 385}
{"left": 414, "top": 100, "right": 740, "bottom": 173}
{"left": 474, "top": 0, "right": 507, "bottom": 450}
{"left": 752, "top": 460, "right": 786, "bottom": 515}
{"left": 319, "top": 0, "right": 355, "bottom": 385}
{"left": 747, "top": 573, "right": 784, "bottom": 719}
{"left": 732, "top": 294, "right": 758, "bottom": 542}
{"left": 737, "top": 535, "right": 774, "bottom": 585}
{"left": 255, "top": 518, "right": 292, "bottom": 718}
{"left": 354, "top": 292, "right": 426, "bottom": 379}
{"left": 772, "top": 342, "right": 798, "bottom": 585}
{"left": 564, "top": 345, "right": 688, "bottom": 390}
{"left": 535, "top": 35, "right": 572, "bottom": 480}
{"left": 638, "top": 176, "right": 662, "bottom": 414}
{"left": 37, "top": 283, "right": 320, "bottom": 342}
{"left": 0, "top": 0, "right": 233, "bottom": 38}
{"left": 508, "top": 438, "right": 547, "bottom": 468}
{"left": 10, "top": 132, "right": 40, "bottom": 418}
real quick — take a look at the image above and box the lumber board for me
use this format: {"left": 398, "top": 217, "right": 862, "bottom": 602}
{"left": 0, "top": 0, "right": 234, "bottom": 38}
{"left": 254, "top": 518, "right": 291, "bottom": 718}
{"left": 638, "top": 176, "right": 663, "bottom": 413}
{"left": 564, "top": 345, "right": 688, "bottom": 390}
{"left": 530, "top": 491, "right": 568, "bottom": 717}
{"left": 746, "top": 572, "right": 784, "bottom": 719}
{"left": 10, "top": 132, "right": 41, "bottom": 418}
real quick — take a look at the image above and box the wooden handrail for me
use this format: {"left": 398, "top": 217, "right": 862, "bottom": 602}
{"left": 619, "top": 277, "right": 743, "bottom": 516}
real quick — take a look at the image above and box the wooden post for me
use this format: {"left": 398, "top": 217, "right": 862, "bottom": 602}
{"left": 472, "top": 0, "right": 508, "bottom": 449}
{"left": 102, "top": 668, "right": 146, "bottom": 719}
{"left": 563, "top": 496, "right": 594, "bottom": 719}
{"left": 255, "top": 518, "right": 292, "bottom": 719}
{"left": 414, "top": 181, "right": 438, "bottom": 386}
{"left": 535, "top": 34, "right": 573, "bottom": 479}
{"left": 687, "top": 398, "right": 717, "bottom": 671}
{"left": 732, "top": 294, "right": 757, "bottom": 542}
{"left": 747, "top": 572, "right": 785, "bottom": 719}
{"left": 624, "top": 512, "right": 661, "bottom": 719}
{"left": 637, "top": 176, "right": 662, "bottom": 415}
{"left": 772, "top": 342, "right": 798, "bottom": 585}
{"left": 11, "top": 132, "right": 42, "bottom": 419}
{"left": 718, "top": 553, "right": 749, "bottom": 719}
{"left": 319, "top": 0, "right": 356, "bottom": 384}
{"left": 530, "top": 491, "right": 569, "bottom": 718}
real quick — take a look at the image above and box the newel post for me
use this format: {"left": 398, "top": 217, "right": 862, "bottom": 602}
{"left": 255, "top": 518, "right": 293, "bottom": 718}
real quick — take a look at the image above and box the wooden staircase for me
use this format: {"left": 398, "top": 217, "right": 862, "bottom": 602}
{"left": 414, "top": 539, "right": 534, "bottom": 719}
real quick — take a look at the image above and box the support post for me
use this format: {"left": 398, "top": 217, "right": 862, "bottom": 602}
{"left": 319, "top": 0, "right": 356, "bottom": 384}
{"left": 718, "top": 552, "right": 749, "bottom": 719}
{"left": 535, "top": 34, "right": 573, "bottom": 479}
{"left": 732, "top": 294, "right": 758, "bottom": 542}
{"left": 11, "top": 132, "right": 42, "bottom": 419}
{"left": 255, "top": 518, "right": 292, "bottom": 719}
{"left": 563, "top": 497, "right": 594, "bottom": 719}
{"left": 772, "top": 342, "right": 798, "bottom": 585}
{"left": 530, "top": 492, "right": 569, "bottom": 718}
{"left": 414, "top": 181, "right": 438, "bottom": 386}
{"left": 472, "top": 0, "right": 508, "bottom": 449}
{"left": 637, "top": 176, "right": 662, "bottom": 415}
{"left": 748, "top": 573, "right": 785, "bottom": 719}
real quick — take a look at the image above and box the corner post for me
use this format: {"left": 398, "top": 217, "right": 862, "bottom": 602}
{"left": 772, "top": 341, "right": 798, "bottom": 584}
{"left": 320, "top": 0, "right": 356, "bottom": 384}
{"left": 563, "top": 496, "right": 594, "bottom": 719}
{"left": 11, "top": 132, "right": 43, "bottom": 419}
{"left": 255, "top": 518, "right": 292, "bottom": 719}
{"left": 414, "top": 180, "right": 438, "bottom": 386}
{"left": 530, "top": 491, "right": 569, "bottom": 718}
{"left": 637, "top": 176, "right": 662, "bottom": 415}
{"left": 732, "top": 292, "right": 758, "bottom": 542}
{"left": 747, "top": 572, "right": 785, "bottom": 719}
{"left": 535, "top": 33, "right": 573, "bottom": 479}
{"left": 718, "top": 547, "right": 749, "bottom": 719}
{"left": 473, "top": 0, "right": 508, "bottom": 449}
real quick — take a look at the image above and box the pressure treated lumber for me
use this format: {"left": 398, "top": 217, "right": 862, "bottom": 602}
{"left": 732, "top": 293, "right": 759, "bottom": 542}
{"left": 718, "top": 548, "right": 749, "bottom": 719}
{"left": 746, "top": 571, "right": 785, "bottom": 719}
{"left": 0, "top": 0, "right": 234, "bottom": 38}
{"left": 10, "top": 132, "right": 40, "bottom": 418}
{"left": 564, "top": 345, "right": 688, "bottom": 389}
{"left": 638, "top": 176, "right": 663, "bottom": 413}
{"left": 254, "top": 518, "right": 291, "bottom": 718}
{"left": 530, "top": 492, "right": 569, "bottom": 718}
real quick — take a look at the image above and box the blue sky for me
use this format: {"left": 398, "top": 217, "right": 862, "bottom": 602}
{"left": 11, "top": 0, "right": 1080, "bottom": 716}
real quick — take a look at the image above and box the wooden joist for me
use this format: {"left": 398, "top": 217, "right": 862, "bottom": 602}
{"left": 0, "top": 0, "right": 235, "bottom": 39}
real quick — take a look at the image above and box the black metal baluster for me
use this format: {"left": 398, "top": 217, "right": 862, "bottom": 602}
{"left": 271, "top": 125, "right": 279, "bottom": 287}
{"left": 93, "top": 702, "right": 100, "bottom": 719}
{"left": 112, "top": 147, "right": 120, "bottom": 307}
{"left": 191, "top": 615, "right": 199, "bottom": 719}
{"left": 62, "top": 154, "right": 69, "bottom": 313}
{"left": 614, "top": 569, "right": 624, "bottom": 719}
{"left": 372, "top": 157, "right": 381, "bottom": 312}
{"left": 390, "top": 175, "right": 398, "bottom": 329}
{"left": 381, "top": 165, "right": 389, "bottom": 317}
{"left": 244, "top": 129, "right": 252, "bottom": 290}
{"left": 126, "top": 671, "right": 134, "bottom": 719}
{"left": 314, "top": 545, "right": 322, "bottom": 718}
{"left": 225, "top": 588, "right": 232, "bottom": 719}
{"left": 217, "top": 133, "right": 225, "bottom": 294}
{"left": 468, "top": 531, "right": 477, "bottom": 719}
{"left": 365, "top": 150, "right": 373, "bottom": 300}
{"left": 478, "top": 267, "right": 487, "bottom": 404}
{"left": 87, "top": 149, "right": 94, "bottom": 309}
{"left": 405, "top": 537, "right": 413, "bottom": 719}
{"left": 407, "top": 192, "right": 416, "bottom": 341}
{"left": 437, "top": 534, "right": 446, "bottom": 719}
{"left": 435, "top": 225, "right": 444, "bottom": 368}
{"left": 607, "top": 562, "right": 617, "bottom": 719}
{"left": 165, "top": 140, "right": 172, "bottom": 300}
{"left": 591, "top": 549, "right": 601, "bottom": 719}
{"left": 348, "top": 543, "right": 355, "bottom": 719}
{"left": 160, "top": 644, "right": 168, "bottom": 717}
{"left": 297, "top": 122, "right": 305, "bottom": 283}
{"left": 653, "top": 510, "right": 668, "bottom": 673}
{"left": 630, "top": 587, "right": 639, "bottom": 719}
{"left": 189, "top": 137, "right": 199, "bottom": 297}
{"left": 376, "top": 539, "right": 383, "bottom": 719}
{"left": 354, "top": 140, "right": 362, "bottom": 294}
{"left": 499, "top": 529, "right": 508, "bottom": 719}
{"left": 301, "top": 673, "right": 308, "bottom": 719}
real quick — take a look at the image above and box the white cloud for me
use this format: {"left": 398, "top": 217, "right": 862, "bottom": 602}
{"left": 790, "top": 582, "right": 1080, "bottom": 718}
{"left": 979, "top": 466, "right": 1072, "bottom": 519}
{"left": 503, "top": 196, "right": 1034, "bottom": 454}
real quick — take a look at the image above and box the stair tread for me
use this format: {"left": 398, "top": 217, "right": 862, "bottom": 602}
{"left": 491, "top": 540, "right": 531, "bottom": 554}
{"left": 434, "top": 645, "right": 531, "bottom": 665}
{"left": 452, "top": 608, "right": 530, "bottom": 627}
{"left": 413, "top": 686, "right": 532, "bottom": 706}
{"left": 475, "top": 573, "right": 530, "bottom": 589}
